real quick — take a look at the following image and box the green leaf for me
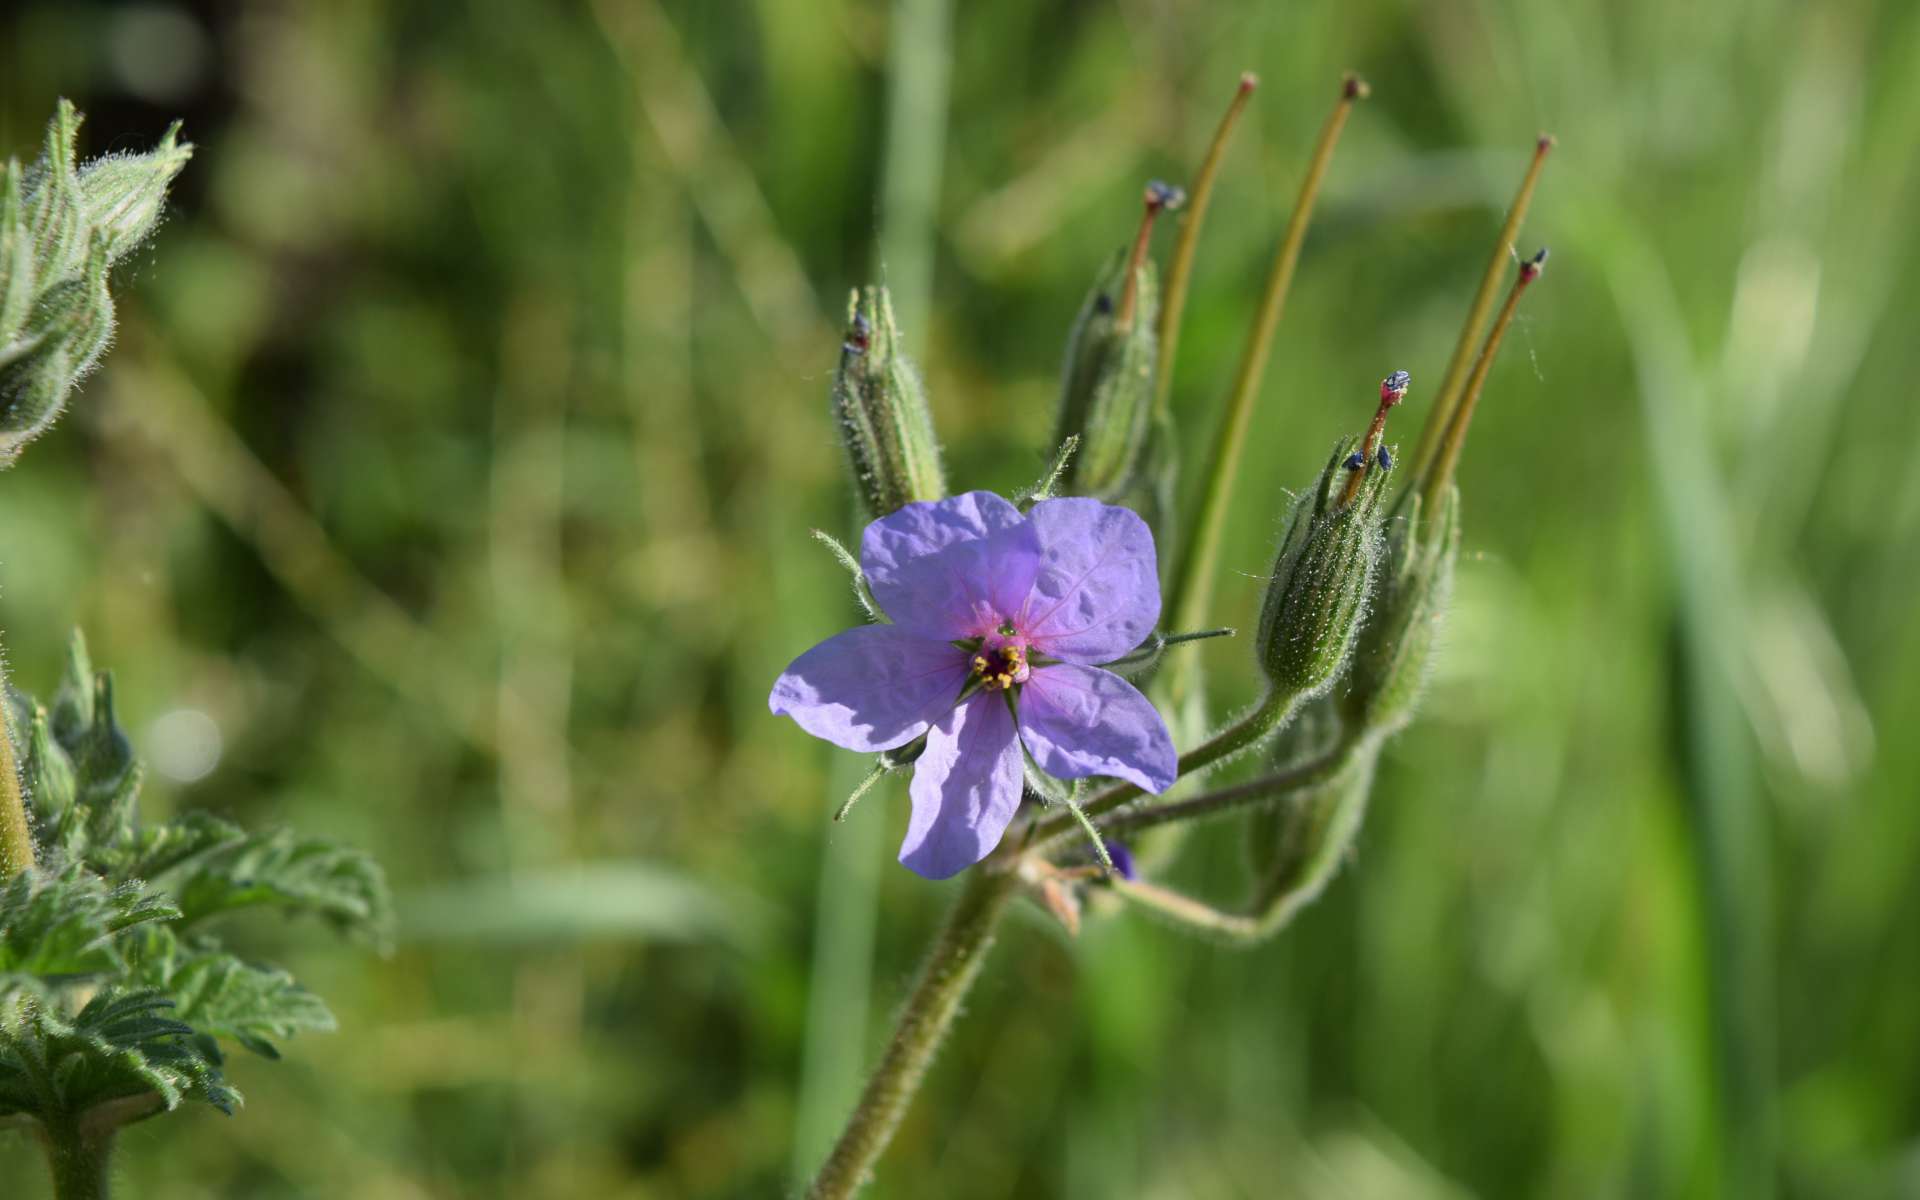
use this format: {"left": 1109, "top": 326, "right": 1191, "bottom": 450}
{"left": 127, "top": 928, "right": 336, "bottom": 1060}
{"left": 0, "top": 865, "right": 179, "bottom": 994}
{"left": 163, "top": 826, "right": 394, "bottom": 948}
{"left": 0, "top": 987, "right": 238, "bottom": 1121}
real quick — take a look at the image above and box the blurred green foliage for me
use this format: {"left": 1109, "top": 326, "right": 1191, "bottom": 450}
{"left": 2, "top": 0, "right": 1918, "bottom": 1196}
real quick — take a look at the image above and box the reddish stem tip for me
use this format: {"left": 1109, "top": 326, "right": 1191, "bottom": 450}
{"left": 1519, "top": 247, "right": 1549, "bottom": 284}
{"left": 1342, "top": 73, "right": 1370, "bottom": 100}
{"left": 1238, "top": 72, "right": 1260, "bottom": 94}
{"left": 1144, "top": 179, "right": 1187, "bottom": 214}
{"left": 1380, "top": 369, "right": 1411, "bottom": 405}
{"left": 1536, "top": 133, "right": 1557, "bottom": 156}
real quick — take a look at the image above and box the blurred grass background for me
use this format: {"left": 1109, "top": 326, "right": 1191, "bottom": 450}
{"left": 3, "top": 0, "right": 1918, "bottom": 1196}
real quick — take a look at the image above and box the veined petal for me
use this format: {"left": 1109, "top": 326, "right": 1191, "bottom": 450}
{"left": 769, "top": 624, "right": 969, "bottom": 752}
{"left": 1016, "top": 498, "right": 1160, "bottom": 664}
{"left": 1016, "top": 663, "right": 1176, "bottom": 793}
{"left": 900, "top": 694, "right": 1024, "bottom": 879}
{"left": 862, "top": 491, "right": 1040, "bottom": 637}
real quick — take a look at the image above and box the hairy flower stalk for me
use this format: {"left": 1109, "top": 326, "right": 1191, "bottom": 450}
{"left": 805, "top": 868, "right": 1017, "bottom": 1200}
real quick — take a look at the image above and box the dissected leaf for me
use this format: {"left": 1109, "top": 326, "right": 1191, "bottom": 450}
{"left": 0, "top": 865, "right": 179, "bottom": 989}
{"left": 165, "top": 826, "right": 394, "bottom": 948}
{"left": 128, "top": 928, "right": 336, "bottom": 1059}
{"left": 0, "top": 988, "right": 238, "bottom": 1121}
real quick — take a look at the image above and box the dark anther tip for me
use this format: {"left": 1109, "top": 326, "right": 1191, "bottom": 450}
{"left": 1094, "top": 294, "right": 1114, "bottom": 315}
{"left": 1345, "top": 452, "right": 1366, "bottom": 471}
{"left": 1145, "top": 179, "right": 1186, "bottom": 211}
{"left": 1376, "top": 446, "right": 1393, "bottom": 470}
{"left": 1343, "top": 74, "right": 1370, "bottom": 100}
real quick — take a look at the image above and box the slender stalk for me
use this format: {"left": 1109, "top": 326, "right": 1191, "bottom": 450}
{"left": 1165, "top": 74, "right": 1367, "bottom": 641}
{"left": 1152, "top": 71, "right": 1257, "bottom": 417}
{"left": 1419, "top": 250, "right": 1546, "bottom": 511}
{"left": 1091, "top": 741, "right": 1353, "bottom": 840}
{"left": 1404, "top": 135, "right": 1553, "bottom": 483}
{"left": 806, "top": 868, "right": 1019, "bottom": 1199}
{"left": 40, "top": 1119, "right": 114, "bottom": 1200}
{"left": 0, "top": 648, "right": 35, "bottom": 876}
{"left": 1028, "top": 686, "right": 1302, "bottom": 847}
{"left": 1109, "top": 738, "right": 1379, "bottom": 943}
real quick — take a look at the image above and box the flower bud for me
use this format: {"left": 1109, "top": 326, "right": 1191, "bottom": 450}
{"left": 1051, "top": 182, "right": 1182, "bottom": 499}
{"left": 1339, "top": 483, "right": 1460, "bottom": 735}
{"left": 76, "top": 119, "right": 193, "bottom": 264}
{"left": 1256, "top": 437, "right": 1391, "bottom": 698}
{"left": 1, "top": 233, "right": 114, "bottom": 465}
{"left": 2, "top": 104, "right": 189, "bottom": 465}
{"left": 20, "top": 101, "right": 87, "bottom": 287}
{"left": 2, "top": 161, "right": 35, "bottom": 336}
{"left": 831, "top": 286, "right": 946, "bottom": 518}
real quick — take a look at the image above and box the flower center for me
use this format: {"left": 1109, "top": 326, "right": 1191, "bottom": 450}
{"left": 969, "top": 640, "right": 1030, "bottom": 691}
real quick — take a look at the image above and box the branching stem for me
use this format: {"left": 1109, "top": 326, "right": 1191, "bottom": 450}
{"left": 1109, "top": 737, "right": 1380, "bottom": 943}
{"left": 1027, "top": 685, "right": 1303, "bottom": 849}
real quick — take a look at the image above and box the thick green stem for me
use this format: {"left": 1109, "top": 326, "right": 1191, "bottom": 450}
{"left": 40, "top": 1119, "right": 114, "bottom": 1200}
{"left": 806, "top": 869, "right": 1018, "bottom": 1199}
{"left": 0, "top": 649, "right": 35, "bottom": 876}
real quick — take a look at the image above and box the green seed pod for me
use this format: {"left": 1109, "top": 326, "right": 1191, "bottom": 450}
{"left": 0, "top": 233, "right": 114, "bottom": 465}
{"left": 1052, "top": 249, "right": 1159, "bottom": 498}
{"left": 1256, "top": 438, "right": 1391, "bottom": 699}
{"left": 76, "top": 119, "right": 194, "bottom": 264}
{"left": 1051, "top": 182, "right": 1181, "bottom": 499}
{"left": 831, "top": 286, "right": 946, "bottom": 518}
{"left": 1339, "top": 483, "right": 1460, "bottom": 736}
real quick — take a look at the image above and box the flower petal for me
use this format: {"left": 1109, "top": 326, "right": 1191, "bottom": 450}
{"left": 1016, "top": 663, "right": 1176, "bottom": 793}
{"left": 900, "top": 694, "right": 1024, "bottom": 879}
{"left": 769, "top": 624, "right": 969, "bottom": 752}
{"left": 1016, "top": 498, "right": 1160, "bottom": 663}
{"left": 861, "top": 491, "right": 1040, "bottom": 637}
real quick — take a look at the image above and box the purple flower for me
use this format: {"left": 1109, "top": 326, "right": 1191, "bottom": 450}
{"left": 770, "top": 491, "right": 1178, "bottom": 879}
